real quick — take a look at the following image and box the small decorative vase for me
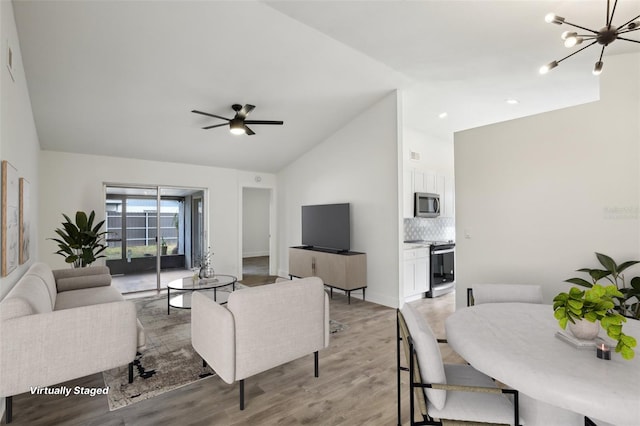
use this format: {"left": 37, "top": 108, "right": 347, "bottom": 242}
{"left": 568, "top": 319, "right": 600, "bottom": 340}
{"left": 199, "top": 266, "right": 207, "bottom": 279}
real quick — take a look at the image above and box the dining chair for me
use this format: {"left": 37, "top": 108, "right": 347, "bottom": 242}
{"left": 397, "top": 303, "right": 522, "bottom": 426}
{"left": 467, "top": 284, "right": 543, "bottom": 306}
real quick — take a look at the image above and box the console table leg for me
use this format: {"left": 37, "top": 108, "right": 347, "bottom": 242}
{"left": 363, "top": 288, "right": 366, "bottom": 301}
{"left": 348, "top": 290, "right": 351, "bottom": 304}
{"left": 167, "top": 288, "right": 170, "bottom": 315}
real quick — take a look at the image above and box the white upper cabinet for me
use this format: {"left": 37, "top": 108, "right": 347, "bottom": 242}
{"left": 403, "top": 167, "right": 455, "bottom": 219}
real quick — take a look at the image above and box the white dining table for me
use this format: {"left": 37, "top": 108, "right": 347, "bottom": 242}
{"left": 445, "top": 303, "right": 640, "bottom": 426}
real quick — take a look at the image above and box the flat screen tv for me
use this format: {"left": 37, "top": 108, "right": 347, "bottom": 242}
{"left": 301, "top": 203, "right": 350, "bottom": 252}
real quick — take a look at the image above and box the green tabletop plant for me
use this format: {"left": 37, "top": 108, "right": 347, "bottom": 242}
{"left": 50, "top": 210, "right": 107, "bottom": 268}
{"left": 565, "top": 252, "right": 640, "bottom": 320}
{"left": 553, "top": 284, "right": 636, "bottom": 359}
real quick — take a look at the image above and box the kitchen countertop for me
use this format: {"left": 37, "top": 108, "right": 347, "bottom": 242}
{"left": 403, "top": 240, "right": 455, "bottom": 250}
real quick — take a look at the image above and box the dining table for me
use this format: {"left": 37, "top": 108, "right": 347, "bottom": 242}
{"left": 445, "top": 303, "right": 640, "bottom": 426}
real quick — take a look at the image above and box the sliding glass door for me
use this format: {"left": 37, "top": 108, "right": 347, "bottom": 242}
{"left": 105, "top": 185, "right": 206, "bottom": 293}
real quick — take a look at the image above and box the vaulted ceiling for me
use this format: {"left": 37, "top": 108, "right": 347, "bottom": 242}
{"left": 13, "top": 0, "right": 640, "bottom": 173}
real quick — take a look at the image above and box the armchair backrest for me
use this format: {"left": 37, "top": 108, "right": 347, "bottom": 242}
{"left": 468, "top": 284, "right": 543, "bottom": 306}
{"left": 227, "top": 277, "right": 328, "bottom": 381}
{"left": 399, "top": 303, "right": 448, "bottom": 411}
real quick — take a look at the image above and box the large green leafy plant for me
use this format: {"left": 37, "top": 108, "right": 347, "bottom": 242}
{"left": 553, "top": 284, "right": 636, "bottom": 359}
{"left": 50, "top": 211, "right": 107, "bottom": 267}
{"left": 565, "top": 252, "right": 640, "bottom": 320}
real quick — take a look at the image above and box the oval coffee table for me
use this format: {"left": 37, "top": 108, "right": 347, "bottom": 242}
{"left": 167, "top": 274, "right": 237, "bottom": 315}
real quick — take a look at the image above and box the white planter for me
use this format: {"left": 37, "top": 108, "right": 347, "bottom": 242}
{"left": 568, "top": 319, "right": 600, "bottom": 340}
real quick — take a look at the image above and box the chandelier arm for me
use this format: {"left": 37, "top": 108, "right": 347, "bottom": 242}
{"left": 617, "top": 37, "right": 640, "bottom": 44}
{"left": 556, "top": 40, "right": 599, "bottom": 65}
{"left": 618, "top": 28, "right": 640, "bottom": 34}
{"left": 607, "top": 0, "right": 619, "bottom": 27}
{"left": 618, "top": 15, "right": 640, "bottom": 29}
{"left": 562, "top": 21, "right": 599, "bottom": 34}
{"left": 597, "top": 45, "right": 606, "bottom": 63}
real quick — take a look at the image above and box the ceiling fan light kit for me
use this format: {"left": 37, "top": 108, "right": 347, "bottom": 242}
{"left": 191, "top": 104, "right": 283, "bottom": 136}
{"left": 540, "top": 0, "right": 639, "bottom": 75}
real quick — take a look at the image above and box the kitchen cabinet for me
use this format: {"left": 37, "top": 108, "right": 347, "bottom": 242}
{"left": 404, "top": 247, "right": 429, "bottom": 299}
{"left": 403, "top": 167, "right": 455, "bottom": 219}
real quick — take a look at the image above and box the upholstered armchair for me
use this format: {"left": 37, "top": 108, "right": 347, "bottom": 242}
{"left": 191, "top": 276, "right": 330, "bottom": 409}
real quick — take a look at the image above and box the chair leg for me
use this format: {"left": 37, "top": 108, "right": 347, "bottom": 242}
{"left": 239, "top": 379, "right": 245, "bottom": 410}
{"left": 397, "top": 310, "right": 402, "bottom": 426}
{"left": 314, "top": 351, "right": 319, "bottom": 377}
{"left": 128, "top": 362, "right": 134, "bottom": 383}
{"left": 5, "top": 396, "right": 12, "bottom": 424}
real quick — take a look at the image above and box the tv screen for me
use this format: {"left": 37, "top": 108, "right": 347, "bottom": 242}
{"left": 301, "top": 203, "right": 350, "bottom": 252}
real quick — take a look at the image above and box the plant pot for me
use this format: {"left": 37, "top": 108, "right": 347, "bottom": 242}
{"left": 568, "top": 319, "right": 600, "bottom": 340}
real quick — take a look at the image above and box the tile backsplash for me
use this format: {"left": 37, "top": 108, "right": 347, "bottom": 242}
{"left": 404, "top": 217, "right": 456, "bottom": 242}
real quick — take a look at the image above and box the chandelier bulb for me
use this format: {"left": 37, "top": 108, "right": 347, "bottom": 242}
{"left": 539, "top": 60, "right": 558, "bottom": 74}
{"left": 564, "top": 36, "right": 583, "bottom": 48}
{"left": 593, "top": 61, "right": 604, "bottom": 75}
{"left": 628, "top": 21, "right": 639, "bottom": 30}
{"left": 545, "top": 13, "right": 565, "bottom": 25}
{"left": 561, "top": 31, "right": 576, "bottom": 40}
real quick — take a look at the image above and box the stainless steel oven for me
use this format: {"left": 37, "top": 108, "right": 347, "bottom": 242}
{"left": 427, "top": 242, "right": 455, "bottom": 298}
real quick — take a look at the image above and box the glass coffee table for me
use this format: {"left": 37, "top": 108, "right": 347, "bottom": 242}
{"left": 166, "top": 274, "right": 237, "bottom": 315}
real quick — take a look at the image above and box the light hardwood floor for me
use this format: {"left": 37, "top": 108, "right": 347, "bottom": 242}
{"left": 6, "top": 292, "right": 463, "bottom": 425}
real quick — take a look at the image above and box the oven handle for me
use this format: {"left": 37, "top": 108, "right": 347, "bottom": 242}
{"left": 432, "top": 248, "right": 455, "bottom": 255}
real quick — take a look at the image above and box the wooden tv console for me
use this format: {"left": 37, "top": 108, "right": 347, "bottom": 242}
{"left": 288, "top": 246, "right": 367, "bottom": 304}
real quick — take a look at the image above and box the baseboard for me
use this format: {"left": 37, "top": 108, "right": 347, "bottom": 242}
{"left": 242, "top": 251, "right": 269, "bottom": 258}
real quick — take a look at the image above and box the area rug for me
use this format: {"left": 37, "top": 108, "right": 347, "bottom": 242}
{"left": 103, "top": 286, "right": 346, "bottom": 410}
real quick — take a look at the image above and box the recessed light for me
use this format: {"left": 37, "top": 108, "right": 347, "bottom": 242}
{"left": 506, "top": 99, "right": 519, "bottom": 105}
{"left": 438, "top": 112, "right": 448, "bottom": 119}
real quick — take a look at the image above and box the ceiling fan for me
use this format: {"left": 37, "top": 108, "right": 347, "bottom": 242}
{"left": 191, "top": 104, "right": 283, "bottom": 136}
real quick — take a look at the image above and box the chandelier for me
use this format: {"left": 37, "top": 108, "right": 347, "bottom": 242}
{"left": 540, "top": 0, "right": 639, "bottom": 75}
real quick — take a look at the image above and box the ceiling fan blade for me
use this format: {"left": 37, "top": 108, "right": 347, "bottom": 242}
{"left": 244, "top": 120, "right": 284, "bottom": 125}
{"left": 191, "top": 110, "right": 230, "bottom": 121}
{"left": 238, "top": 104, "right": 255, "bottom": 119}
{"left": 244, "top": 125, "right": 256, "bottom": 135}
{"left": 202, "top": 123, "right": 229, "bottom": 130}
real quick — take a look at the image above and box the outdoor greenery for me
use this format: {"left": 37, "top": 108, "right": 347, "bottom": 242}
{"left": 50, "top": 211, "right": 107, "bottom": 267}
{"left": 553, "top": 284, "right": 636, "bottom": 360}
{"left": 104, "top": 244, "right": 178, "bottom": 260}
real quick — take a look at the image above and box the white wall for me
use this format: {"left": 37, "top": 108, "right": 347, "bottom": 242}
{"left": 277, "top": 91, "right": 401, "bottom": 308}
{"left": 0, "top": 0, "right": 40, "bottom": 299}
{"left": 39, "top": 151, "right": 276, "bottom": 277}
{"left": 242, "top": 187, "right": 270, "bottom": 257}
{"left": 403, "top": 126, "right": 454, "bottom": 175}
{"left": 454, "top": 53, "right": 640, "bottom": 307}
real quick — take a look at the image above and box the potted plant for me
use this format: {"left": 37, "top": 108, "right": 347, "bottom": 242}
{"left": 161, "top": 238, "right": 168, "bottom": 255}
{"left": 195, "top": 247, "right": 214, "bottom": 278}
{"left": 566, "top": 252, "right": 640, "bottom": 319}
{"left": 553, "top": 284, "right": 637, "bottom": 359}
{"left": 50, "top": 210, "right": 107, "bottom": 267}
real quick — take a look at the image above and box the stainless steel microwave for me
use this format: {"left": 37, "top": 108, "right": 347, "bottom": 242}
{"left": 414, "top": 192, "right": 440, "bottom": 218}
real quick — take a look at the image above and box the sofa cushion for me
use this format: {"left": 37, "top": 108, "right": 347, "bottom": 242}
{"left": 1, "top": 275, "right": 54, "bottom": 320}
{"left": 54, "top": 286, "right": 125, "bottom": 311}
{"left": 25, "top": 262, "right": 58, "bottom": 308}
{"left": 56, "top": 274, "right": 112, "bottom": 292}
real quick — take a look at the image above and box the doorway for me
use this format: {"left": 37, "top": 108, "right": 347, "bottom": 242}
{"left": 241, "top": 187, "right": 277, "bottom": 286}
{"left": 105, "top": 184, "right": 206, "bottom": 293}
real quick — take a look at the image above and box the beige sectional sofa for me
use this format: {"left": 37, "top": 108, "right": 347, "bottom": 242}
{"left": 0, "top": 262, "right": 144, "bottom": 423}
{"left": 191, "top": 276, "right": 329, "bottom": 410}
